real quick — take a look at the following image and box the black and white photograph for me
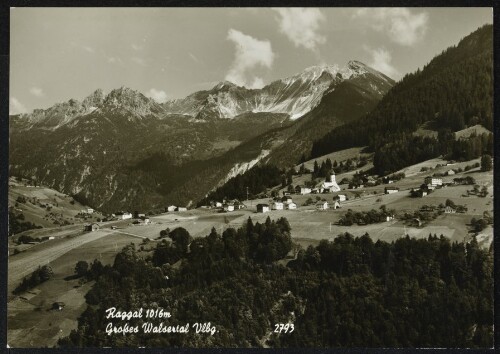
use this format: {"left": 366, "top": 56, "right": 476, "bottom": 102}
{"left": 6, "top": 6, "right": 494, "bottom": 349}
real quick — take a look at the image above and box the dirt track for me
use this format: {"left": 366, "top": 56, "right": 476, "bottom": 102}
{"left": 8, "top": 229, "right": 114, "bottom": 290}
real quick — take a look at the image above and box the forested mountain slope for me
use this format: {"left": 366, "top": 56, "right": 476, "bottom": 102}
{"left": 310, "top": 24, "right": 493, "bottom": 175}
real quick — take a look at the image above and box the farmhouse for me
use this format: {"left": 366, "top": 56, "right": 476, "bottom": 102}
{"left": 166, "top": 205, "right": 177, "bottom": 212}
{"left": 331, "top": 201, "right": 341, "bottom": 209}
{"left": 445, "top": 206, "right": 456, "bottom": 214}
{"left": 84, "top": 223, "right": 99, "bottom": 232}
{"left": 386, "top": 215, "right": 395, "bottom": 222}
{"left": 295, "top": 185, "right": 312, "bottom": 195}
{"left": 316, "top": 201, "right": 329, "bottom": 210}
{"left": 271, "top": 201, "right": 284, "bottom": 210}
{"left": 384, "top": 187, "right": 400, "bottom": 194}
{"left": 256, "top": 204, "right": 270, "bottom": 213}
{"left": 234, "top": 201, "right": 245, "bottom": 210}
{"left": 446, "top": 169, "right": 456, "bottom": 176}
{"left": 286, "top": 202, "right": 297, "bottom": 210}
{"left": 281, "top": 196, "right": 293, "bottom": 203}
{"left": 223, "top": 203, "right": 235, "bottom": 212}
{"left": 335, "top": 194, "right": 347, "bottom": 202}
{"left": 176, "top": 207, "right": 187, "bottom": 212}
{"left": 414, "top": 189, "right": 428, "bottom": 197}
{"left": 116, "top": 212, "right": 132, "bottom": 220}
{"left": 321, "top": 172, "right": 341, "bottom": 192}
{"left": 424, "top": 177, "right": 443, "bottom": 187}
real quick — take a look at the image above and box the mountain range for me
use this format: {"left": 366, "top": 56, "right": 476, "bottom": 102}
{"left": 10, "top": 25, "right": 492, "bottom": 213}
{"left": 10, "top": 60, "right": 393, "bottom": 212}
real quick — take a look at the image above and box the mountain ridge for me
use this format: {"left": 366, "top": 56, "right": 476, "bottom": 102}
{"left": 9, "top": 60, "right": 394, "bottom": 212}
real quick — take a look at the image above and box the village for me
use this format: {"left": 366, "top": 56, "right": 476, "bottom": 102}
{"left": 69, "top": 152, "right": 492, "bottom": 253}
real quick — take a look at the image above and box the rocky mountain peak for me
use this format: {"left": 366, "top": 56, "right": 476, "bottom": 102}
{"left": 103, "top": 86, "right": 162, "bottom": 117}
{"left": 212, "top": 81, "right": 237, "bottom": 91}
{"left": 82, "top": 88, "right": 104, "bottom": 108}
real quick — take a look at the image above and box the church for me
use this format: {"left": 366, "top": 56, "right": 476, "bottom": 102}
{"left": 321, "top": 172, "right": 341, "bottom": 192}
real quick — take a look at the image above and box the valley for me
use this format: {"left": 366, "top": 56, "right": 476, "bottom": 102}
{"left": 7, "top": 21, "right": 494, "bottom": 348}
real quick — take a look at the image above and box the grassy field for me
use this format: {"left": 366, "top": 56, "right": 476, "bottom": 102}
{"left": 454, "top": 124, "right": 492, "bottom": 139}
{"left": 7, "top": 233, "right": 141, "bottom": 348}
{"left": 8, "top": 177, "right": 104, "bottom": 230}
{"left": 296, "top": 147, "right": 371, "bottom": 171}
{"left": 7, "top": 155, "right": 493, "bottom": 347}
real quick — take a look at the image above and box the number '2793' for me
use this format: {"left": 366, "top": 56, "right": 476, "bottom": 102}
{"left": 274, "top": 323, "right": 294, "bottom": 333}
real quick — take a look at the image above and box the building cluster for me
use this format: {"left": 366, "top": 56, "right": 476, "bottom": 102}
{"left": 257, "top": 195, "right": 298, "bottom": 213}
{"left": 315, "top": 200, "right": 341, "bottom": 211}
{"left": 208, "top": 199, "right": 246, "bottom": 212}
{"left": 166, "top": 205, "right": 187, "bottom": 212}
{"left": 295, "top": 173, "right": 342, "bottom": 195}
{"left": 409, "top": 176, "right": 454, "bottom": 199}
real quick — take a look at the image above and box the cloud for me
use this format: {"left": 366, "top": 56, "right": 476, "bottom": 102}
{"left": 146, "top": 88, "right": 168, "bottom": 103}
{"left": 249, "top": 77, "right": 265, "bottom": 89}
{"left": 82, "top": 45, "right": 95, "bottom": 53}
{"left": 354, "top": 8, "right": 428, "bottom": 46}
{"left": 131, "top": 57, "right": 147, "bottom": 67}
{"left": 70, "top": 41, "right": 95, "bottom": 54}
{"left": 225, "top": 29, "right": 274, "bottom": 88}
{"left": 10, "top": 97, "right": 27, "bottom": 115}
{"left": 366, "top": 47, "right": 399, "bottom": 78}
{"left": 29, "top": 86, "right": 44, "bottom": 97}
{"left": 272, "top": 8, "right": 326, "bottom": 51}
{"left": 131, "top": 43, "right": 143, "bottom": 51}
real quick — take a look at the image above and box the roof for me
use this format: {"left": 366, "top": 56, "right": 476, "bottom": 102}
{"left": 257, "top": 203, "right": 269, "bottom": 207}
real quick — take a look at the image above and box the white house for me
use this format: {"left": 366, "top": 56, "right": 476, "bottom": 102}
{"left": 321, "top": 173, "right": 341, "bottom": 192}
{"left": 271, "top": 202, "right": 284, "bottom": 210}
{"left": 384, "top": 187, "right": 399, "bottom": 194}
{"left": 424, "top": 177, "right": 443, "bottom": 187}
{"left": 336, "top": 194, "right": 347, "bottom": 202}
{"left": 446, "top": 170, "right": 456, "bottom": 176}
{"left": 234, "top": 201, "right": 245, "bottom": 210}
{"left": 223, "top": 203, "right": 235, "bottom": 212}
{"left": 166, "top": 205, "right": 177, "bottom": 212}
{"left": 386, "top": 215, "right": 395, "bottom": 222}
{"left": 84, "top": 223, "right": 100, "bottom": 232}
{"left": 316, "top": 201, "right": 329, "bottom": 210}
{"left": 445, "top": 206, "right": 456, "bottom": 214}
{"left": 281, "top": 196, "right": 293, "bottom": 204}
{"left": 116, "top": 212, "right": 132, "bottom": 220}
{"left": 331, "top": 201, "right": 341, "bottom": 209}
{"left": 296, "top": 186, "right": 312, "bottom": 195}
{"left": 257, "top": 204, "right": 270, "bottom": 213}
{"left": 176, "top": 207, "right": 187, "bottom": 212}
{"left": 286, "top": 202, "right": 297, "bottom": 210}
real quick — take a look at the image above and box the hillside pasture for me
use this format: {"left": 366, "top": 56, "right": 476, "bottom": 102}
{"left": 8, "top": 233, "right": 141, "bottom": 348}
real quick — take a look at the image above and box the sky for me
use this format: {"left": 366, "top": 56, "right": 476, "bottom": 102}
{"left": 10, "top": 7, "right": 492, "bottom": 114}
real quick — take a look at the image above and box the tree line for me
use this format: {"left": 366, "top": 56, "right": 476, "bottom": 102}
{"left": 309, "top": 25, "right": 493, "bottom": 175}
{"left": 58, "top": 217, "right": 492, "bottom": 348}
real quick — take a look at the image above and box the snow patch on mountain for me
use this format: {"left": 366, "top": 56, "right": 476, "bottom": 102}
{"left": 218, "top": 149, "right": 271, "bottom": 188}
